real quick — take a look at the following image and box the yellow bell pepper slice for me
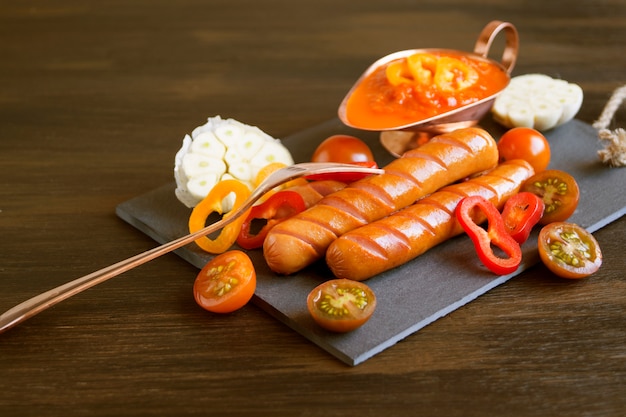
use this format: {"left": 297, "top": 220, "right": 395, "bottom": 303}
{"left": 385, "top": 53, "right": 479, "bottom": 92}
{"left": 434, "top": 56, "right": 478, "bottom": 92}
{"left": 189, "top": 179, "right": 252, "bottom": 254}
{"left": 406, "top": 53, "right": 437, "bottom": 85}
{"left": 254, "top": 162, "right": 307, "bottom": 191}
{"left": 385, "top": 60, "right": 414, "bottom": 86}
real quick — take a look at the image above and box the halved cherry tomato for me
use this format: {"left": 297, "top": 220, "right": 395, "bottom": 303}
{"left": 311, "top": 134, "right": 375, "bottom": 164}
{"left": 497, "top": 127, "right": 551, "bottom": 173}
{"left": 307, "top": 279, "right": 377, "bottom": 333}
{"left": 236, "top": 190, "right": 306, "bottom": 250}
{"left": 304, "top": 160, "right": 380, "bottom": 182}
{"left": 455, "top": 195, "right": 522, "bottom": 275}
{"left": 189, "top": 179, "right": 251, "bottom": 254}
{"left": 538, "top": 222, "right": 602, "bottom": 279}
{"left": 501, "top": 192, "right": 545, "bottom": 244}
{"left": 193, "top": 250, "right": 256, "bottom": 313}
{"left": 521, "top": 170, "right": 580, "bottom": 225}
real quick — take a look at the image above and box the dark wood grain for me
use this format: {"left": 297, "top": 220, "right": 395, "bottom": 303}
{"left": 1, "top": 1, "right": 625, "bottom": 416}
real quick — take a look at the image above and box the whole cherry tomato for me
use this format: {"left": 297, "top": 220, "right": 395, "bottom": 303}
{"left": 538, "top": 222, "right": 602, "bottom": 279}
{"left": 307, "top": 279, "right": 377, "bottom": 333}
{"left": 521, "top": 169, "right": 580, "bottom": 225}
{"left": 497, "top": 127, "right": 551, "bottom": 173}
{"left": 193, "top": 250, "right": 256, "bottom": 313}
{"left": 312, "top": 135, "right": 375, "bottom": 164}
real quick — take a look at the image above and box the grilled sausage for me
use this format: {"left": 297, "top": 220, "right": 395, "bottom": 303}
{"left": 263, "top": 127, "right": 499, "bottom": 274}
{"left": 326, "top": 159, "right": 535, "bottom": 281}
{"left": 285, "top": 180, "right": 347, "bottom": 208}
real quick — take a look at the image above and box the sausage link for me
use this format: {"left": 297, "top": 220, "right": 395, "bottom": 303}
{"left": 264, "top": 127, "right": 499, "bottom": 274}
{"left": 285, "top": 180, "right": 347, "bottom": 208}
{"left": 326, "top": 159, "right": 535, "bottom": 281}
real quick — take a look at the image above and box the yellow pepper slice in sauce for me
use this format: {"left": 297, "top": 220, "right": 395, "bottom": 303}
{"left": 345, "top": 51, "right": 508, "bottom": 130}
{"left": 386, "top": 53, "right": 478, "bottom": 92}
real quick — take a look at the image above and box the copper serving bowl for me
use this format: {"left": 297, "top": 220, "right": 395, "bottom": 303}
{"left": 337, "top": 21, "right": 519, "bottom": 156}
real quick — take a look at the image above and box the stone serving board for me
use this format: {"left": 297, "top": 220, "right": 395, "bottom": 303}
{"left": 116, "top": 118, "right": 626, "bottom": 366}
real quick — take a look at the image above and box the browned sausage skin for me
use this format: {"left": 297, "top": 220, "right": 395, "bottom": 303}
{"left": 263, "top": 127, "right": 499, "bottom": 275}
{"left": 285, "top": 180, "right": 347, "bottom": 208}
{"left": 326, "top": 159, "right": 535, "bottom": 281}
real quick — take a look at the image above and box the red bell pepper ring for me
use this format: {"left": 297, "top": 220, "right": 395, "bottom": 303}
{"left": 303, "top": 161, "right": 379, "bottom": 183}
{"left": 501, "top": 192, "right": 545, "bottom": 244}
{"left": 236, "top": 190, "right": 306, "bottom": 250}
{"left": 455, "top": 195, "right": 522, "bottom": 275}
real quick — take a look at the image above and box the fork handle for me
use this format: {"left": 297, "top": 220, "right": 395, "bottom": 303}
{"left": 0, "top": 220, "right": 227, "bottom": 333}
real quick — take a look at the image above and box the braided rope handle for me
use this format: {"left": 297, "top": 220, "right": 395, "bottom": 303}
{"left": 593, "top": 84, "right": 626, "bottom": 167}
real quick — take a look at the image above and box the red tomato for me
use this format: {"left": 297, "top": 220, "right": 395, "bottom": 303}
{"left": 307, "top": 279, "right": 377, "bottom": 333}
{"left": 497, "top": 127, "right": 551, "bottom": 173}
{"left": 538, "top": 222, "right": 602, "bottom": 279}
{"left": 521, "top": 170, "right": 580, "bottom": 225}
{"left": 193, "top": 250, "right": 256, "bottom": 313}
{"left": 501, "top": 191, "right": 545, "bottom": 244}
{"left": 312, "top": 135, "right": 375, "bottom": 164}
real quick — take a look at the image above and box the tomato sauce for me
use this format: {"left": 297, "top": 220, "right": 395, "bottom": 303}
{"left": 344, "top": 51, "right": 509, "bottom": 130}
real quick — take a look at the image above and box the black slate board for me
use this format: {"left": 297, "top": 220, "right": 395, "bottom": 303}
{"left": 116, "top": 118, "right": 626, "bottom": 366}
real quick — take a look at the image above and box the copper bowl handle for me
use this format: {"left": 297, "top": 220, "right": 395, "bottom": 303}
{"left": 474, "top": 20, "right": 519, "bottom": 74}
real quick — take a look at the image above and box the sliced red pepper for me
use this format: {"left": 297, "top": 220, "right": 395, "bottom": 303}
{"left": 304, "top": 161, "right": 379, "bottom": 183}
{"left": 455, "top": 195, "right": 522, "bottom": 275}
{"left": 189, "top": 179, "right": 251, "bottom": 254}
{"left": 501, "top": 192, "right": 545, "bottom": 244}
{"left": 236, "top": 190, "right": 306, "bottom": 250}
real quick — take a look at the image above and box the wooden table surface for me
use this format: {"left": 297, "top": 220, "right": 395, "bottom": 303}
{"left": 1, "top": 1, "right": 625, "bottom": 415}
